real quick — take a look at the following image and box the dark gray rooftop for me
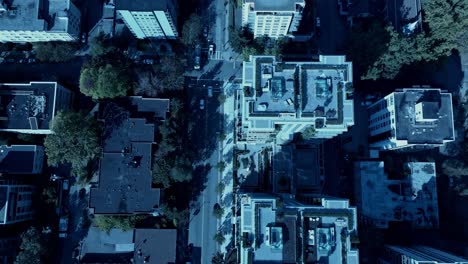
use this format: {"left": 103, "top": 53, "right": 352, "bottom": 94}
{"left": 0, "top": 82, "right": 57, "bottom": 131}
{"left": 0, "top": 145, "right": 42, "bottom": 174}
{"left": 282, "top": 215, "right": 297, "bottom": 263}
{"left": 90, "top": 118, "right": 160, "bottom": 214}
{"left": 80, "top": 226, "right": 134, "bottom": 263}
{"left": 131, "top": 97, "right": 170, "bottom": 119}
{"left": 116, "top": 0, "right": 173, "bottom": 11}
{"left": 246, "top": 0, "right": 300, "bottom": 12}
{"left": 394, "top": 89, "right": 454, "bottom": 145}
{"left": 133, "top": 229, "right": 177, "bottom": 264}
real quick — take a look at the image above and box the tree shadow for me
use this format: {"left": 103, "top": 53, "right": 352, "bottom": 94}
{"left": 189, "top": 164, "right": 212, "bottom": 203}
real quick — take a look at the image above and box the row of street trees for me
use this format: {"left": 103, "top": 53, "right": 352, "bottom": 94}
{"left": 229, "top": 26, "right": 287, "bottom": 60}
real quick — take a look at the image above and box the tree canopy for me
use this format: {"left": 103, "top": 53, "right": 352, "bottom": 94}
{"left": 33, "top": 42, "right": 77, "bottom": 62}
{"left": 15, "top": 227, "right": 50, "bottom": 264}
{"left": 94, "top": 215, "right": 144, "bottom": 233}
{"left": 182, "top": 14, "right": 204, "bottom": 46}
{"left": 80, "top": 62, "right": 131, "bottom": 99}
{"left": 359, "top": 0, "right": 468, "bottom": 80}
{"left": 44, "top": 111, "right": 101, "bottom": 173}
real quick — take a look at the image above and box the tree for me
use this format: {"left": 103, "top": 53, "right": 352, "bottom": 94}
{"left": 216, "top": 182, "right": 225, "bottom": 195}
{"left": 15, "top": 227, "right": 50, "bottom": 264}
{"left": 218, "top": 133, "right": 227, "bottom": 142}
{"left": 301, "top": 126, "right": 316, "bottom": 140}
{"left": 90, "top": 33, "right": 117, "bottom": 56}
{"left": 217, "top": 94, "right": 227, "bottom": 104}
{"left": 80, "top": 63, "right": 131, "bottom": 99}
{"left": 442, "top": 159, "right": 468, "bottom": 178}
{"left": 216, "top": 161, "right": 226, "bottom": 173}
{"left": 170, "top": 156, "right": 193, "bottom": 182}
{"left": 94, "top": 215, "right": 143, "bottom": 233}
{"left": 229, "top": 26, "right": 254, "bottom": 53}
{"left": 33, "top": 42, "right": 76, "bottom": 62}
{"left": 212, "top": 252, "right": 225, "bottom": 264}
{"left": 362, "top": 0, "right": 468, "bottom": 80}
{"left": 213, "top": 232, "right": 226, "bottom": 244}
{"left": 153, "top": 158, "right": 172, "bottom": 187}
{"left": 44, "top": 111, "right": 101, "bottom": 173}
{"left": 182, "top": 14, "right": 204, "bottom": 46}
{"left": 213, "top": 203, "right": 224, "bottom": 218}
{"left": 161, "top": 204, "right": 189, "bottom": 227}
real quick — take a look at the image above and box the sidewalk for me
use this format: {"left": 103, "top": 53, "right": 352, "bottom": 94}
{"left": 217, "top": 81, "right": 237, "bottom": 253}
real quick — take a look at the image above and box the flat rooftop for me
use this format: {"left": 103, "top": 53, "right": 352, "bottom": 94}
{"left": 244, "top": 56, "right": 352, "bottom": 121}
{"left": 0, "top": 145, "right": 42, "bottom": 174}
{"left": 357, "top": 161, "right": 439, "bottom": 228}
{"left": 246, "top": 0, "right": 303, "bottom": 12}
{"left": 0, "top": 82, "right": 58, "bottom": 131}
{"left": 0, "top": 0, "right": 72, "bottom": 32}
{"left": 116, "top": 0, "right": 172, "bottom": 11}
{"left": 80, "top": 227, "right": 134, "bottom": 263}
{"left": 134, "top": 229, "right": 177, "bottom": 264}
{"left": 394, "top": 89, "right": 454, "bottom": 144}
{"left": 90, "top": 118, "right": 160, "bottom": 214}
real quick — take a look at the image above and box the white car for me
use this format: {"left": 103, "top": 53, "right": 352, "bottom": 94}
{"left": 200, "top": 99, "right": 205, "bottom": 110}
{"left": 209, "top": 44, "right": 214, "bottom": 54}
{"left": 316, "top": 17, "right": 321, "bottom": 27}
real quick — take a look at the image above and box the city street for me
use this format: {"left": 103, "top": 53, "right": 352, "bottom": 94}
{"left": 316, "top": 0, "right": 348, "bottom": 54}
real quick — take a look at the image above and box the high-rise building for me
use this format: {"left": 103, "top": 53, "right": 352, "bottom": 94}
{"left": 380, "top": 245, "right": 468, "bottom": 264}
{"left": 0, "top": 82, "right": 74, "bottom": 134}
{"left": 239, "top": 55, "right": 354, "bottom": 144}
{"left": 368, "top": 88, "right": 455, "bottom": 151}
{"left": 116, "top": 0, "right": 178, "bottom": 39}
{"left": 0, "top": 0, "right": 81, "bottom": 43}
{"left": 242, "top": 0, "right": 305, "bottom": 38}
{"left": 0, "top": 181, "right": 35, "bottom": 225}
{"left": 239, "top": 193, "right": 359, "bottom": 264}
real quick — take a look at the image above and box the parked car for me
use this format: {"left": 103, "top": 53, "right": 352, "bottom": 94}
{"left": 62, "top": 179, "right": 69, "bottom": 191}
{"left": 208, "top": 44, "right": 214, "bottom": 54}
{"left": 203, "top": 27, "right": 208, "bottom": 38}
{"left": 208, "top": 86, "right": 213, "bottom": 97}
{"left": 81, "top": 33, "right": 87, "bottom": 44}
{"left": 316, "top": 17, "right": 321, "bottom": 27}
{"left": 58, "top": 215, "right": 69, "bottom": 238}
{"left": 199, "top": 99, "right": 205, "bottom": 110}
{"left": 194, "top": 44, "right": 201, "bottom": 70}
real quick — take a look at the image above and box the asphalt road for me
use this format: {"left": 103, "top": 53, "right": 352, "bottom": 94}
{"left": 316, "top": 0, "right": 347, "bottom": 54}
{"left": 187, "top": 78, "right": 224, "bottom": 264}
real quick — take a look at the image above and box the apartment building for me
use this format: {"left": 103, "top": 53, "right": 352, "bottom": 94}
{"left": 0, "top": 82, "right": 74, "bottom": 134}
{"left": 239, "top": 193, "right": 359, "bottom": 264}
{"left": 242, "top": 0, "right": 305, "bottom": 38}
{"left": 116, "top": 0, "right": 178, "bottom": 39}
{"left": 0, "top": 0, "right": 81, "bottom": 42}
{"left": 239, "top": 55, "right": 354, "bottom": 144}
{"left": 89, "top": 98, "right": 169, "bottom": 215}
{"left": 368, "top": 88, "right": 455, "bottom": 151}
{"left": 0, "top": 181, "right": 35, "bottom": 225}
{"left": 354, "top": 161, "right": 439, "bottom": 229}
{"left": 380, "top": 245, "right": 468, "bottom": 264}
{"left": 0, "top": 145, "right": 44, "bottom": 174}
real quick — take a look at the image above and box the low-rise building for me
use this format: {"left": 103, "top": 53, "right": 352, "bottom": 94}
{"left": 116, "top": 0, "right": 178, "bottom": 39}
{"left": 354, "top": 161, "right": 439, "bottom": 229}
{"left": 89, "top": 118, "right": 160, "bottom": 214}
{"left": 0, "top": 181, "right": 35, "bottom": 225}
{"left": 89, "top": 98, "right": 169, "bottom": 215}
{"left": 0, "top": 0, "right": 81, "bottom": 42}
{"left": 0, "top": 236, "right": 20, "bottom": 264}
{"left": 239, "top": 193, "right": 359, "bottom": 264}
{"left": 240, "top": 55, "right": 354, "bottom": 144}
{"left": 0, "top": 145, "right": 44, "bottom": 174}
{"left": 79, "top": 227, "right": 177, "bottom": 264}
{"left": 0, "top": 82, "right": 74, "bottom": 134}
{"left": 380, "top": 245, "right": 468, "bottom": 264}
{"left": 242, "top": 0, "right": 305, "bottom": 38}
{"left": 368, "top": 88, "right": 455, "bottom": 151}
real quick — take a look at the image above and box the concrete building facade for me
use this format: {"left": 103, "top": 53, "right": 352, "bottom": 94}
{"left": 0, "top": 181, "right": 35, "bottom": 225}
{"left": 0, "top": 0, "right": 81, "bottom": 42}
{"left": 116, "top": 0, "right": 178, "bottom": 39}
{"left": 368, "top": 88, "right": 455, "bottom": 151}
{"left": 240, "top": 55, "right": 354, "bottom": 144}
{"left": 0, "top": 82, "right": 74, "bottom": 134}
{"left": 242, "top": 0, "right": 305, "bottom": 38}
